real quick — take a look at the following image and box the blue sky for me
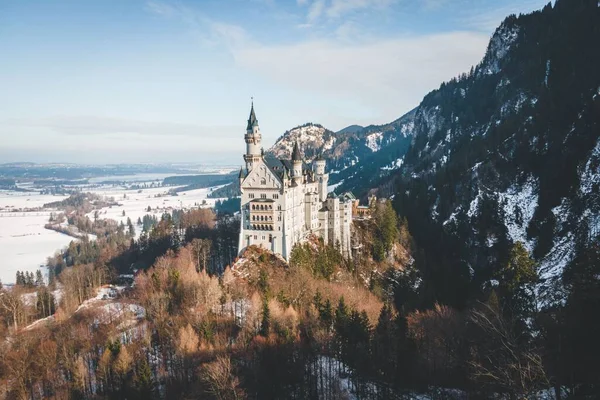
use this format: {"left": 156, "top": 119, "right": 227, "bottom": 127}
{"left": 0, "top": 0, "right": 549, "bottom": 164}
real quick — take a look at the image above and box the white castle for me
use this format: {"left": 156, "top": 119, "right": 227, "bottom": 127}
{"left": 237, "top": 103, "right": 353, "bottom": 260}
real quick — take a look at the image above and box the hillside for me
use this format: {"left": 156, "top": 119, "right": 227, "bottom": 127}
{"left": 327, "top": 0, "right": 600, "bottom": 305}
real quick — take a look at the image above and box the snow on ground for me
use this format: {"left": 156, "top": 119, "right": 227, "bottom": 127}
{"left": 381, "top": 158, "right": 404, "bottom": 171}
{"left": 0, "top": 190, "right": 69, "bottom": 211}
{"left": 0, "top": 210, "right": 74, "bottom": 284}
{"left": 0, "top": 176, "right": 226, "bottom": 284}
{"left": 365, "top": 132, "right": 383, "bottom": 152}
{"left": 269, "top": 124, "right": 333, "bottom": 160}
{"left": 497, "top": 177, "right": 539, "bottom": 252}
{"left": 327, "top": 180, "right": 344, "bottom": 193}
{"left": 84, "top": 185, "right": 225, "bottom": 239}
{"left": 76, "top": 285, "right": 145, "bottom": 328}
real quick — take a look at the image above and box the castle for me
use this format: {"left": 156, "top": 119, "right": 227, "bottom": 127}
{"left": 237, "top": 103, "right": 353, "bottom": 260}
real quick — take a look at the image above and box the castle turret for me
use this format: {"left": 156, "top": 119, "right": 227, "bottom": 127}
{"left": 291, "top": 141, "right": 302, "bottom": 185}
{"left": 314, "top": 153, "right": 328, "bottom": 202}
{"left": 238, "top": 166, "right": 245, "bottom": 186}
{"left": 243, "top": 102, "right": 262, "bottom": 172}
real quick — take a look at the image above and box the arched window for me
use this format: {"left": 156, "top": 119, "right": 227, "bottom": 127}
{"left": 260, "top": 178, "right": 266, "bottom": 185}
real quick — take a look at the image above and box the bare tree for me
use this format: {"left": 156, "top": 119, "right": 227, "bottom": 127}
{"left": 0, "top": 288, "right": 25, "bottom": 330}
{"left": 468, "top": 301, "right": 549, "bottom": 398}
{"left": 200, "top": 356, "right": 245, "bottom": 400}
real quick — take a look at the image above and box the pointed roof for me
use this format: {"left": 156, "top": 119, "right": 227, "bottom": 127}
{"left": 292, "top": 141, "right": 301, "bottom": 161}
{"left": 246, "top": 101, "right": 258, "bottom": 131}
{"left": 238, "top": 166, "right": 245, "bottom": 179}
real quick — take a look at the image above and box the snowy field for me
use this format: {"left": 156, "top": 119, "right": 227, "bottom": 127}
{"left": 0, "top": 190, "right": 69, "bottom": 210}
{"left": 84, "top": 185, "right": 224, "bottom": 239}
{"left": 0, "top": 211, "right": 74, "bottom": 285}
{"left": 0, "top": 177, "right": 228, "bottom": 284}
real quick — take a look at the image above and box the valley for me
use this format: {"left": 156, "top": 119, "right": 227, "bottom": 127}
{"left": 0, "top": 167, "right": 234, "bottom": 284}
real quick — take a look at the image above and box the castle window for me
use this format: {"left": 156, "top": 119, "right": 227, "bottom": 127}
{"left": 249, "top": 194, "right": 255, "bottom": 199}
{"left": 269, "top": 234, "right": 272, "bottom": 243}
{"left": 273, "top": 194, "right": 279, "bottom": 199}
{"left": 260, "top": 178, "right": 266, "bottom": 185}
{"left": 261, "top": 194, "right": 267, "bottom": 199}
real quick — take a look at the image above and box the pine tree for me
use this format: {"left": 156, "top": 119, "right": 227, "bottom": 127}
{"left": 260, "top": 300, "right": 270, "bottom": 337}
{"left": 35, "top": 270, "right": 44, "bottom": 286}
{"left": 373, "top": 303, "right": 397, "bottom": 380}
{"left": 135, "top": 357, "right": 155, "bottom": 398}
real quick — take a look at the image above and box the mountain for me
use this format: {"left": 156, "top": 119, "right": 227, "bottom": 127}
{"left": 339, "top": 0, "right": 600, "bottom": 306}
{"left": 266, "top": 111, "right": 416, "bottom": 187}
{"left": 210, "top": 109, "right": 416, "bottom": 199}
{"left": 268, "top": 123, "right": 337, "bottom": 161}
{"left": 336, "top": 124, "right": 364, "bottom": 134}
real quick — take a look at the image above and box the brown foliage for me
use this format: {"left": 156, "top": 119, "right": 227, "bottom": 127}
{"left": 200, "top": 355, "right": 246, "bottom": 400}
{"left": 407, "top": 304, "right": 465, "bottom": 378}
{"left": 181, "top": 208, "right": 216, "bottom": 230}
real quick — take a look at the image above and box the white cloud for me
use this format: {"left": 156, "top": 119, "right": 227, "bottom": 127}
{"left": 231, "top": 31, "right": 488, "bottom": 121}
{"left": 299, "top": 0, "right": 396, "bottom": 24}
{"left": 326, "top": 0, "right": 396, "bottom": 18}
{"left": 307, "top": 0, "right": 326, "bottom": 23}
{"left": 421, "top": 0, "right": 448, "bottom": 11}
{"left": 145, "top": 1, "right": 490, "bottom": 124}
{"left": 146, "top": 1, "right": 251, "bottom": 48}
{"left": 3, "top": 116, "right": 237, "bottom": 137}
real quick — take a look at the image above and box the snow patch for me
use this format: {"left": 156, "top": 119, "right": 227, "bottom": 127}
{"left": 482, "top": 23, "right": 520, "bottom": 75}
{"left": 365, "top": 132, "right": 383, "bottom": 152}
{"left": 497, "top": 177, "right": 539, "bottom": 252}
{"left": 381, "top": 158, "right": 404, "bottom": 171}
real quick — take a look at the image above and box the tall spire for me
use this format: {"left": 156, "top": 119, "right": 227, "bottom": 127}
{"left": 246, "top": 99, "right": 258, "bottom": 131}
{"left": 292, "top": 141, "right": 301, "bottom": 161}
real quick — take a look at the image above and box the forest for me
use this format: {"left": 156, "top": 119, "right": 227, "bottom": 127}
{"left": 2, "top": 197, "right": 595, "bottom": 399}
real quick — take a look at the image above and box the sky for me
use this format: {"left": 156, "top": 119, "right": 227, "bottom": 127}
{"left": 0, "top": 0, "right": 550, "bottom": 165}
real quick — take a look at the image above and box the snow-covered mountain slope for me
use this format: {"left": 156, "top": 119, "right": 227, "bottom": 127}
{"left": 266, "top": 111, "right": 416, "bottom": 189}
{"left": 268, "top": 123, "right": 336, "bottom": 161}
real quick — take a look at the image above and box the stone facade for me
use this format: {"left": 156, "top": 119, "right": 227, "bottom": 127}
{"left": 237, "top": 104, "right": 353, "bottom": 260}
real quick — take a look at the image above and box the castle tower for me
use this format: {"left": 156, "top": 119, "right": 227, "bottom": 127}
{"left": 314, "top": 153, "right": 328, "bottom": 202}
{"left": 243, "top": 102, "right": 262, "bottom": 172}
{"left": 291, "top": 141, "right": 302, "bottom": 185}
